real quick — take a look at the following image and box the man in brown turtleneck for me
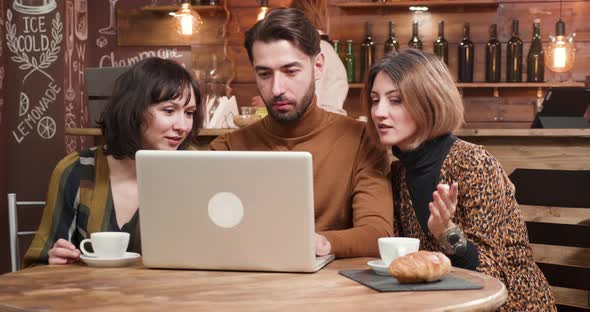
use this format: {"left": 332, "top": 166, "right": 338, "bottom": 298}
{"left": 209, "top": 8, "right": 393, "bottom": 258}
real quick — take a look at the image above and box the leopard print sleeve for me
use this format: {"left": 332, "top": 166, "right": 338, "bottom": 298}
{"left": 441, "top": 140, "right": 556, "bottom": 311}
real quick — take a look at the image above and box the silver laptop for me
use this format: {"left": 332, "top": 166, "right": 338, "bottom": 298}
{"left": 136, "top": 150, "right": 335, "bottom": 272}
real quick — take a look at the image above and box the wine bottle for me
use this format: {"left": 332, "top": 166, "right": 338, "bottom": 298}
{"left": 384, "top": 21, "right": 399, "bottom": 55}
{"left": 408, "top": 21, "right": 423, "bottom": 50}
{"left": 458, "top": 22, "right": 474, "bottom": 82}
{"left": 507, "top": 19, "right": 523, "bottom": 82}
{"left": 332, "top": 40, "right": 340, "bottom": 54}
{"left": 485, "top": 24, "right": 501, "bottom": 82}
{"left": 527, "top": 19, "right": 545, "bottom": 82}
{"left": 360, "top": 22, "right": 376, "bottom": 82}
{"left": 344, "top": 40, "right": 356, "bottom": 83}
{"left": 433, "top": 21, "right": 448, "bottom": 65}
{"left": 332, "top": 39, "right": 342, "bottom": 61}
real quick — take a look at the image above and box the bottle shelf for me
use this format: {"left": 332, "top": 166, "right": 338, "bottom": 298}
{"left": 348, "top": 81, "right": 585, "bottom": 98}
{"left": 65, "top": 127, "right": 590, "bottom": 139}
{"left": 455, "top": 82, "right": 585, "bottom": 88}
{"left": 335, "top": 0, "right": 499, "bottom": 10}
{"left": 349, "top": 82, "right": 584, "bottom": 89}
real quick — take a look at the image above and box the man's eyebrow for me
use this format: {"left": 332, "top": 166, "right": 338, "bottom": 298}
{"left": 254, "top": 62, "right": 303, "bottom": 71}
{"left": 254, "top": 65, "right": 271, "bottom": 71}
{"left": 281, "top": 61, "right": 302, "bottom": 69}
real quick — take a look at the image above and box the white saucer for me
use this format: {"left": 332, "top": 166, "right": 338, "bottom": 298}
{"left": 80, "top": 252, "right": 141, "bottom": 268}
{"left": 367, "top": 259, "right": 390, "bottom": 276}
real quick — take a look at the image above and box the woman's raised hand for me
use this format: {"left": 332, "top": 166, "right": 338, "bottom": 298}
{"left": 427, "top": 183, "right": 459, "bottom": 239}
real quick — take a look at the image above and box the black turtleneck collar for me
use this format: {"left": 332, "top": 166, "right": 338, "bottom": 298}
{"left": 392, "top": 133, "right": 457, "bottom": 234}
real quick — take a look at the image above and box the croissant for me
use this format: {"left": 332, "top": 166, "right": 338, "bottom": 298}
{"left": 388, "top": 250, "right": 451, "bottom": 283}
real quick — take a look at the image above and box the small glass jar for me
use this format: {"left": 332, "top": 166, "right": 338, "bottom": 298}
{"left": 233, "top": 107, "right": 261, "bottom": 128}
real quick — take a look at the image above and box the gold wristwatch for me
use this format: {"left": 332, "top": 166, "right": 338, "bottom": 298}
{"left": 438, "top": 226, "right": 467, "bottom": 256}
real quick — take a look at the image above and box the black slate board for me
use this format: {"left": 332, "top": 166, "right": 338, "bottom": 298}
{"left": 339, "top": 269, "right": 483, "bottom": 292}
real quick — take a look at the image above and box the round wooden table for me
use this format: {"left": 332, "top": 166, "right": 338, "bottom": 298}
{"left": 0, "top": 258, "right": 507, "bottom": 311}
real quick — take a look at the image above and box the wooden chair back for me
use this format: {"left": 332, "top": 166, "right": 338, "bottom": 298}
{"left": 510, "top": 169, "right": 590, "bottom": 312}
{"left": 85, "top": 66, "right": 129, "bottom": 127}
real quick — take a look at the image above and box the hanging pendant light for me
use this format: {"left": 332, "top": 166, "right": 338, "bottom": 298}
{"left": 169, "top": 0, "right": 203, "bottom": 36}
{"left": 257, "top": 0, "right": 269, "bottom": 21}
{"left": 544, "top": 0, "right": 576, "bottom": 73}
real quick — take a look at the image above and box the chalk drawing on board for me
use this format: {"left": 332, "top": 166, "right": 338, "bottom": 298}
{"left": 98, "top": 0, "right": 119, "bottom": 35}
{"left": 5, "top": 10, "right": 63, "bottom": 82}
{"left": 96, "top": 36, "right": 108, "bottom": 48}
{"left": 18, "top": 92, "right": 29, "bottom": 116}
{"left": 37, "top": 116, "right": 56, "bottom": 139}
{"left": 74, "top": 0, "right": 87, "bottom": 40}
{"left": 65, "top": 0, "right": 75, "bottom": 101}
{"left": 13, "top": 0, "right": 56, "bottom": 15}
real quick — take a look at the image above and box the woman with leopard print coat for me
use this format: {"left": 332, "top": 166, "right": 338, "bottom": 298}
{"left": 366, "top": 49, "right": 556, "bottom": 311}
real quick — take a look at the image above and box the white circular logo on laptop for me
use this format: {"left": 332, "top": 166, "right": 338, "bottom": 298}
{"left": 207, "top": 192, "right": 244, "bottom": 228}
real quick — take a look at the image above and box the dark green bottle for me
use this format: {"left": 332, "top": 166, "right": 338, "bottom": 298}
{"left": 408, "top": 21, "right": 423, "bottom": 50}
{"left": 527, "top": 19, "right": 545, "bottom": 82}
{"left": 384, "top": 21, "right": 399, "bottom": 55}
{"left": 433, "top": 21, "right": 448, "bottom": 65}
{"left": 332, "top": 40, "right": 342, "bottom": 61}
{"left": 458, "top": 22, "right": 474, "bottom": 82}
{"left": 506, "top": 19, "right": 523, "bottom": 82}
{"left": 360, "top": 22, "right": 376, "bottom": 82}
{"left": 485, "top": 24, "right": 501, "bottom": 82}
{"left": 344, "top": 40, "right": 356, "bottom": 83}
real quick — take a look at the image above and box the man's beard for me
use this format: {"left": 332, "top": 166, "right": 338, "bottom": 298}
{"left": 263, "top": 81, "right": 315, "bottom": 124}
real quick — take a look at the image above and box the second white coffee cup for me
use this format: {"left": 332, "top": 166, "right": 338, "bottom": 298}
{"left": 378, "top": 237, "right": 420, "bottom": 266}
{"left": 80, "top": 232, "right": 130, "bottom": 258}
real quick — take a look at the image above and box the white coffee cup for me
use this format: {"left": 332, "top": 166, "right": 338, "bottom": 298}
{"left": 80, "top": 232, "right": 130, "bottom": 258}
{"left": 378, "top": 237, "right": 420, "bottom": 266}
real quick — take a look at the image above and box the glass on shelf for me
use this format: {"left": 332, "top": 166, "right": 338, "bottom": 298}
{"left": 233, "top": 107, "right": 261, "bottom": 128}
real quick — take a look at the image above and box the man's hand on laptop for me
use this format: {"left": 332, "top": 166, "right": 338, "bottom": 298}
{"left": 315, "top": 233, "right": 331, "bottom": 256}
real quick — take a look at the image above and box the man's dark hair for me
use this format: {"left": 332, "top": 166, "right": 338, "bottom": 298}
{"left": 244, "top": 8, "right": 320, "bottom": 63}
{"left": 98, "top": 57, "right": 202, "bottom": 159}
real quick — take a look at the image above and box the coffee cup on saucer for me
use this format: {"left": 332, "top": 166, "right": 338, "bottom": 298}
{"left": 80, "top": 232, "right": 130, "bottom": 259}
{"left": 378, "top": 237, "right": 420, "bottom": 267}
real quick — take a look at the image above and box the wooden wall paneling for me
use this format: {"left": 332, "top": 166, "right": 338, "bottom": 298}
{"left": 328, "top": 0, "right": 590, "bottom": 128}
{"left": 458, "top": 133, "right": 590, "bottom": 307}
{"left": 231, "top": 83, "right": 259, "bottom": 109}
{"left": 117, "top": 7, "right": 226, "bottom": 46}
{"left": 228, "top": 45, "right": 255, "bottom": 83}
{"left": 460, "top": 135, "right": 590, "bottom": 175}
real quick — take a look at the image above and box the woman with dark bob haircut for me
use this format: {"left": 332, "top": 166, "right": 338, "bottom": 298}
{"left": 24, "top": 57, "right": 202, "bottom": 267}
{"left": 368, "top": 49, "right": 555, "bottom": 311}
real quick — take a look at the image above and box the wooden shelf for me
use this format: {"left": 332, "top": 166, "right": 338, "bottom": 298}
{"left": 349, "top": 82, "right": 585, "bottom": 89}
{"left": 65, "top": 127, "right": 234, "bottom": 138}
{"left": 335, "top": 0, "right": 498, "bottom": 9}
{"left": 66, "top": 127, "right": 590, "bottom": 139}
{"left": 198, "top": 128, "right": 234, "bottom": 136}
{"left": 455, "top": 129, "right": 590, "bottom": 138}
{"left": 140, "top": 5, "right": 224, "bottom": 12}
{"left": 456, "top": 82, "right": 585, "bottom": 88}
{"left": 65, "top": 128, "right": 101, "bottom": 136}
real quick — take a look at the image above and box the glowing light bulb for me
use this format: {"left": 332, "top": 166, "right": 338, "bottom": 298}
{"left": 257, "top": 0, "right": 269, "bottom": 21}
{"left": 544, "top": 19, "right": 576, "bottom": 73}
{"left": 553, "top": 40, "right": 566, "bottom": 69}
{"left": 169, "top": 1, "right": 202, "bottom": 36}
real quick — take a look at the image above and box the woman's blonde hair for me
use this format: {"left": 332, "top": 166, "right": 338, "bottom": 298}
{"left": 290, "top": 0, "right": 328, "bottom": 32}
{"left": 366, "top": 49, "right": 464, "bottom": 148}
